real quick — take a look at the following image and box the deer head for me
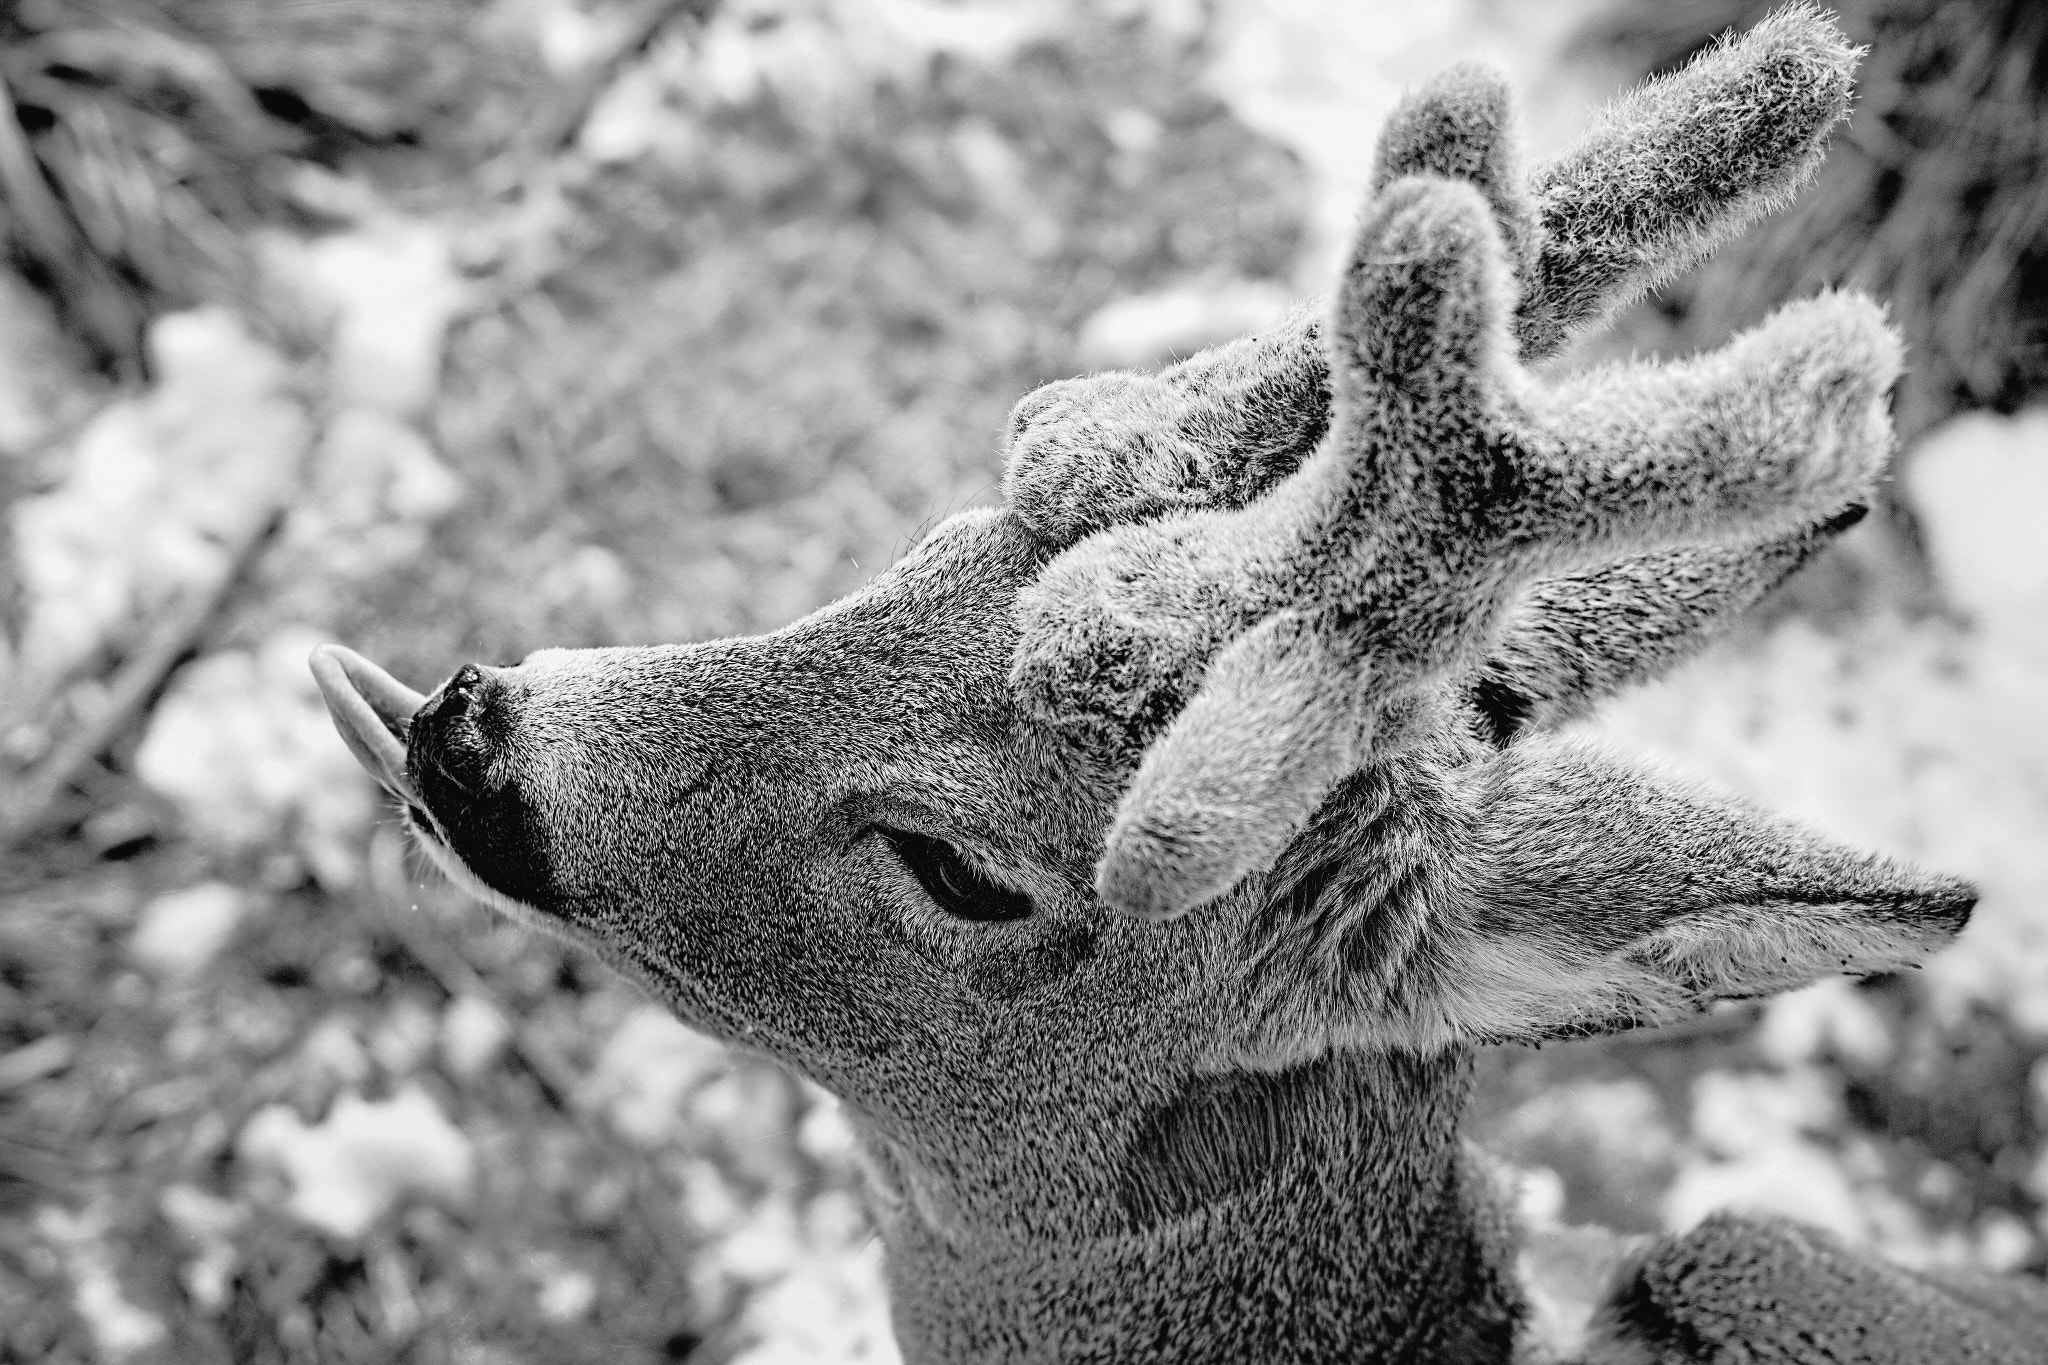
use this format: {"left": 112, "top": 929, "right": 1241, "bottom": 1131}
{"left": 313, "top": 10, "right": 1982, "bottom": 1361}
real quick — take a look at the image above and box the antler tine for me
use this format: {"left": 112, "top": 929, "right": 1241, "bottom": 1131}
{"left": 1003, "top": 4, "right": 1859, "bottom": 548}
{"left": 1019, "top": 167, "right": 1901, "bottom": 919}
{"left": 1520, "top": 2, "right": 1857, "bottom": 356}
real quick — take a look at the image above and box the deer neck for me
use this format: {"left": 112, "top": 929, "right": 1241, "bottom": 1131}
{"left": 862, "top": 1046, "right": 1526, "bottom": 1364}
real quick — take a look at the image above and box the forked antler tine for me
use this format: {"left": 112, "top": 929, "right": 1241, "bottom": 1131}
{"left": 1523, "top": 299, "right": 1899, "bottom": 555}
{"left": 1082, "top": 177, "right": 1902, "bottom": 919}
{"left": 1003, "top": 5, "right": 1859, "bottom": 549}
{"left": 1371, "top": 63, "right": 1536, "bottom": 283}
{"left": 1097, "top": 613, "right": 1373, "bottom": 919}
{"left": 1009, "top": 178, "right": 1524, "bottom": 775}
{"left": 1268, "top": 185, "right": 1899, "bottom": 629}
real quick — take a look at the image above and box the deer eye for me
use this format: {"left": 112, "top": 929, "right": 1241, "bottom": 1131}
{"left": 878, "top": 828, "right": 1033, "bottom": 923}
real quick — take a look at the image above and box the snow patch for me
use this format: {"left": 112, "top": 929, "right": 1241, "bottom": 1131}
{"left": 1908, "top": 407, "right": 2048, "bottom": 622}
{"left": 159, "top": 1184, "right": 246, "bottom": 1313}
{"left": 585, "top": 1005, "right": 728, "bottom": 1145}
{"left": 238, "top": 1083, "right": 475, "bottom": 1240}
{"left": 1073, "top": 279, "right": 1296, "bottom": 370}
{"left": 136, "top": 627, "right": 379, "bottom": 888}
{"left": 11, "top": 309, "right": 306, "bottom": 685}
{"left": 37, "top": 1204, "right": 167, "bottom": 1360}
{"left": 129, "top": 882, "right": 254, "bottom": 980}
{"left": 271, "top": 220, "right": 468, "bottom": 418}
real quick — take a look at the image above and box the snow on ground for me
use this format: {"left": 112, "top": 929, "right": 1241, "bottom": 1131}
{"left": 238, "top": 1083, "right": 477, "bottom": 1241}
{"left": 9, "top": 309, "right": 306, "bottom": 687}
{"left": 1203, "top": 0, "right": 1613, "bottom": 285}
{"left": 1067, "top": 0, "right": 1612, "bottom": 370}
{"left": 1592, "top": 594, "right": 2048, "bottom": 1020}
{"left": 1908, "top": 408, "right": 2048, "bottom": 624}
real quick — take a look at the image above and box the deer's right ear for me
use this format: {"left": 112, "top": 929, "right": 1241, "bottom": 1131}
{"left": 1267, "top": 736, "right": 1976, "bottom": 1053}
{"left": 1430, "top": 738, "right": 1975, "bottom": 1044}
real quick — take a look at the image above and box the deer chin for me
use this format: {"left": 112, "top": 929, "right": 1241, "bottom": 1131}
{"left": 406, "top": 810, "right": 588, "bottom": 951}
{"left": 312, "top": 643, "right": 576, "bottom": 937}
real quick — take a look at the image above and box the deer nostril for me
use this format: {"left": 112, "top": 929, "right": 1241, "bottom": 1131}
{"left": 418, "top": 664, "right": 489, "bottom": 727}
{"left": 409, "top": 663, "right": 505, "bottom": 799}
{"left": 445, "top": 663, "right": 486, "bottom": 702}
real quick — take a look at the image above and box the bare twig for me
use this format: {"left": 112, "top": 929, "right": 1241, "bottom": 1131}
{"left": 365, "top": 826, "right": 581, "bottom": 1114}
{"left": 0, "top": 502, "right": 287, "bottom": 850}
{"left": 364, "top": 826, "right": 703, "bottom": 1284}
{"left": 472, "top": 0, "right": 703, "bottom": 196}
{"left": 0, "top": 68, "right": 75, "bottom": 264}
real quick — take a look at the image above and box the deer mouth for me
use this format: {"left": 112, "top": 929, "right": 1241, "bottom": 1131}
{"left": 313, "top": 644, "right": 561, "bottom": 914}
{"left": 310, "top": 643, "right": 428, "bottom": 816}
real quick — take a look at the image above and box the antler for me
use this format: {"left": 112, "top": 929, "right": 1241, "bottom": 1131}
{"left": 1007, "top": 9, "right": 1901, "bottom": 920}
{"left": 1004, "top": 6, "right": 1859, "bottom": 544}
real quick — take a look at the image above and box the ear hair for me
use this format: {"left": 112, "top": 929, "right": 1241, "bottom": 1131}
{"left": 1224, "top": 736, "right": 1973, "bottom": 1059}
{"left": 1469, "top": 504, "right": 1868, "bottom": 745}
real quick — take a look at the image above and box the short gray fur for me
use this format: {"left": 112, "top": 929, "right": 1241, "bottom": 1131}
{"left": 313, "top": 6, "right": 2048, "bottom": 1361}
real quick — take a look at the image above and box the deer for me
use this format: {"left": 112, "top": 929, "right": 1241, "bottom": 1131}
{"left": 310, "top": 7, "right": 2048, "bottom": 1362}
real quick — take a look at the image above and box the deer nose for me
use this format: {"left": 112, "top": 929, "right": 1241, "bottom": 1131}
{"left": 408, "top": 664, "right": 506, "bottom": 799}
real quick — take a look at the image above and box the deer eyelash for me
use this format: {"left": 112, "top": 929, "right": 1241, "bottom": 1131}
{"left": 875, "top": 827, "right": 1035, "bottom": 924}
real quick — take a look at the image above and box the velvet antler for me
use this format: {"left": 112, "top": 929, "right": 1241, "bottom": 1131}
{"left": 1006, "top": 8, "right": 1901, "bottom": 920}
{"left": 1004, "top": 5, "right": 1859, "bottom": 543}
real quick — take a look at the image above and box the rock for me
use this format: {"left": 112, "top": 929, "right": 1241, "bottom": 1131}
{"left": 129, "top": 883, "right": 253, "bottom": 981}
{"left": 238, "top": 1083, "right": 475, "bottom": 1241}
{"left": 1906, "top": 408, "right": 2048, "bottom": 622}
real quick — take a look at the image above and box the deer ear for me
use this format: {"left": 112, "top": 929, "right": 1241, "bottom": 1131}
{"left": 1407, "top": 737, "right": 1973, "bottom": 1045}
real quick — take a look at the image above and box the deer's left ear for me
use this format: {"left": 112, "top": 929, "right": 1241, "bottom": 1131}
{"left": 1399, "top": 737, "right": 1974, "bottom": 1046}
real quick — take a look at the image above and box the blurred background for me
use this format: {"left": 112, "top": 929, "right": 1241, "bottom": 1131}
{"left": 1, "top": 0, "right": 2045, "bottom": 1360}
